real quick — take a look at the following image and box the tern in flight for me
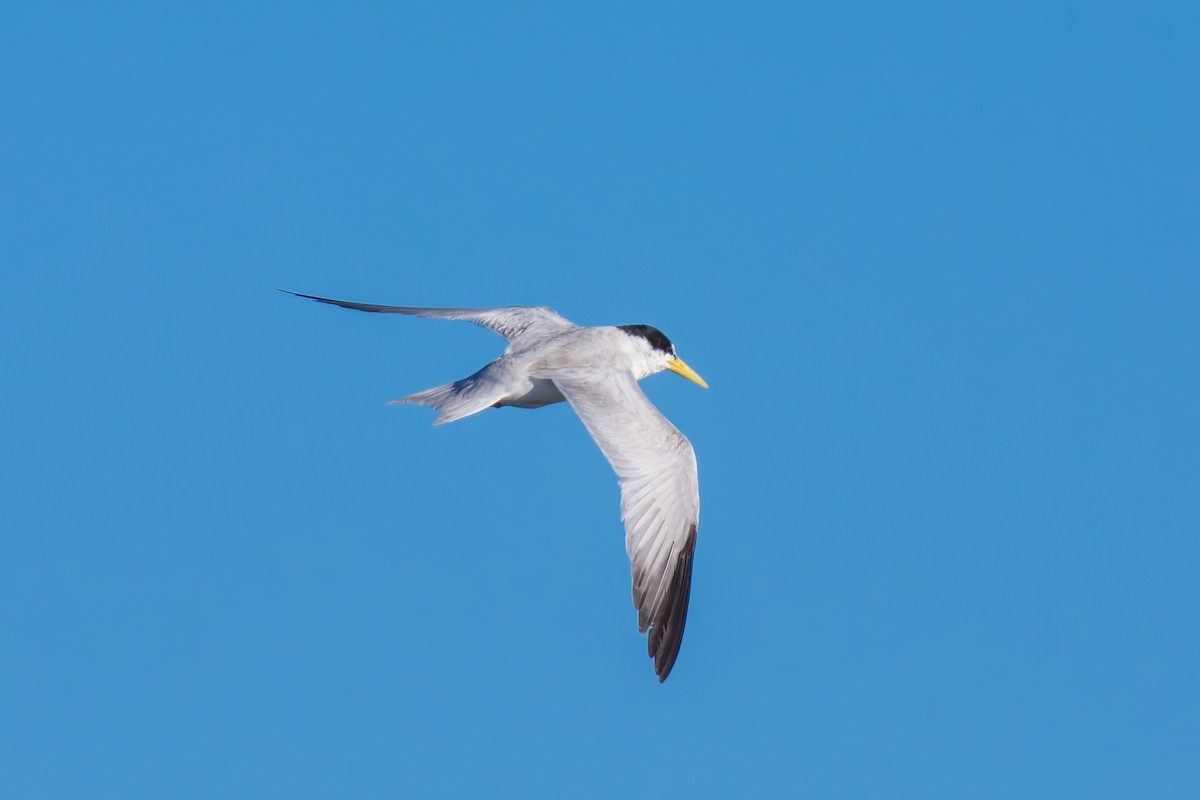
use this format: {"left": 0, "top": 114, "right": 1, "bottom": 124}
{"left": 280, "top": 289, "right": 708, "bottom": 681}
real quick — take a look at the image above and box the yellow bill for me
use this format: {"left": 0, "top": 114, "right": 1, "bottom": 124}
{"left": 667, "top": 357, "right": 709, "bottom": 388}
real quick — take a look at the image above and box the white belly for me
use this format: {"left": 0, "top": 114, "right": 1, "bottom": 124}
{"left": 498, "top": 378, "right": 567, "bottom": 409}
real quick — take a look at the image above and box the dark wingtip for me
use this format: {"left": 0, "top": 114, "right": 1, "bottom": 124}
{"left": 650, "top": 524, "right": 697, "bottom": 682}
{"left": 277, "top": 288, "right": 319, "bottom": 301}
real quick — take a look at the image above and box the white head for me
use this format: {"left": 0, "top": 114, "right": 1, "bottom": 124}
{"left": 618, "top": 324, "right": 709, "bottom": 386}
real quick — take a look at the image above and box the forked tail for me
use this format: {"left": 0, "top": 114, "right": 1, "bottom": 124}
{"left": 390, "top": 375, "right": 504, "bottom": 425}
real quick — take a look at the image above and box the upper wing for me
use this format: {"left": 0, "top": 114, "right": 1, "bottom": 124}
{"left": 549, "top": 369, "right": 699, "bottom": 682}
{"left": 278, "top": 289, "right": 577, "bottom": 343}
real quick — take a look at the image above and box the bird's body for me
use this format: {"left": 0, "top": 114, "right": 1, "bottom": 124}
{"left": 280, "top": 289, "right": 707, "bottom": 681}
{"left": 495, "top": 375, "right": 566, "bottom": 409}
{"left": 494, "top": 327, "right": 654, "bottom": 409}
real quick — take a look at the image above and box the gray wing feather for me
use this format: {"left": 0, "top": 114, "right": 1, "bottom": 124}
{"left": 278, "top": 288, "right": 577, "bottom": 343}
{"left": 548, "top": 369, "right": 699, "bottom": 682}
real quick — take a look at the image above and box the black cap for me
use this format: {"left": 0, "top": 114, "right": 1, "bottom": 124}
{"left": 618, "top": 324, "right": 675, "bottom": 355}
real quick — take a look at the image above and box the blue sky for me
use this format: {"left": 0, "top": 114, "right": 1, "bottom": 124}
{"left": 2, "top": 2, "right": 1197, "bottom": 797}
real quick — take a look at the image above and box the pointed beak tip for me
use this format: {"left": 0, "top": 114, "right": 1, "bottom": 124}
{"left": 667, "top": 358, "right": 708, "bottom": 389}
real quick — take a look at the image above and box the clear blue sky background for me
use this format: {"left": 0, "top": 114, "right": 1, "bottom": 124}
{"left": 2, "top": 3, "right": 1197, "bottom": 798}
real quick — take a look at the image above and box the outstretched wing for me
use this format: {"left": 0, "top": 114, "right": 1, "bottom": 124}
{"left": 278, "top": 289, "right": 577, "bottom": 343}
{"left": 549, "top": 369, "right": 699, "bottom": 682}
